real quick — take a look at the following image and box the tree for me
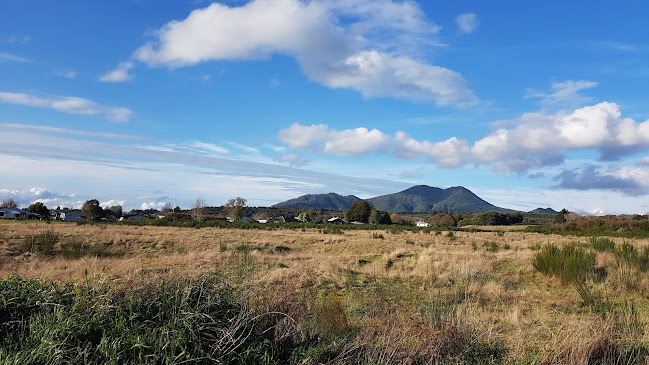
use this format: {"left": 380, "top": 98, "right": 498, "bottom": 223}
{"left": 190, "top": 197, "right": 208, "bottom": 222}
{"left": 297, "top": 211, "right": 310, "bottom": 222}
{"left": 160, "top": 202, "right": 173, "bottom": 214}
{"left": 225, "top": 197, "right": 247, "bottom": 222}
{"left": 107, "top": 205, "right": 123, "bottom": 218}
{"left": 368, "top": 209, "right": 381, "bottom": 225}
{"left": 428, "top": 213, "right": 456, "bottom": 227}
{"left": 26, "top": 202, "right": 49, "bottom": 217}
{"left": 81, "top": 199, "right": 103, "bottom": 219}
{"left": 344, "top": 201, "right": 372, "bottom": 223}
{"left": 1, "top": 198, "right": 18, "bottom": 208}
{"left": 173, "top": 206, "right": 182, "bottom": 213}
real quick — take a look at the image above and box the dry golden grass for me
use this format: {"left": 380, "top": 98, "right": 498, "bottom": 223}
{"left": 2, "top": 220, "right": 649, "bottom": 363}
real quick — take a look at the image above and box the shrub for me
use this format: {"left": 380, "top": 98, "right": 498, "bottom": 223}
{"left": 60, "top": 239, "right": 90, "bottom": 259}
{"left": 372, "top": 232, "right": 384, "bottom": 240}
{"left": 23, "top": 230, "right": 60, "bottom": 255}
{"left": 532, "top": 243, "right": 595, "bottom": 284}
{"left": 590, "top": 236, "right": 616, "bottom": 252}
{"left": 483, "top": 241, "right": 499, "bottom": 252}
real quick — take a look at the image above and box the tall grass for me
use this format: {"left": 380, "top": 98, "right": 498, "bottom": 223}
{"left": 532, "top": 243, "right": 595, "bottom": 284}
{"left": 0, "top": 274, "right": 306, "bottom": 364}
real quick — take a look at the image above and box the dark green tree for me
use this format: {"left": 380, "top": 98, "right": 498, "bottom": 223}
{"left": 344, "top": 201, "right": 372, "bottom": 223}
{"left": 26, "top": 202, "right": 49, "bottom": 217}
{"left": 107, "top": 205, "right": 123, "bottom": 218}
{"left": 81, "top": 199, "right": 103, "bottom": 219}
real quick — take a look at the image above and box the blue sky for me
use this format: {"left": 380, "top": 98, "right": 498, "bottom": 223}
{"left": 2, "top": 0, "right": 649, "bottom": 214}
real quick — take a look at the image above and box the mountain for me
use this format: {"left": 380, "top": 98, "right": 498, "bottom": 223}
{"left": 271, "top": 193, "right": 362, "bottom": 211}
{"left": 367, "top": 185, "right": 513, "bottom": 214}
{"left": 529, "top": 207, "right": 558, "bottom": 214}
{"left": 272, "top": 185, "right": 515, "bottom": 214}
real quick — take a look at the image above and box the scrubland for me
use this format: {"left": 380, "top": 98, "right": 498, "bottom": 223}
{"left": 1, "top": 221, "right": 649, "bottom": 364}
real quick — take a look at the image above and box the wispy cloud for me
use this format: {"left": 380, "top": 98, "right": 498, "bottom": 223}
{"left": 99, "top": 61, "right": 134, "bottom": 82}
{"left": 276, "top": 153, "right": 309, "bottom": 167}
{"left": 0, "top": 52, "right": 33, "bottom": 63}
{"left": 525, "top": 80, "right": 598, "bottom": 108}
{"left": 54, "top": 70, "right": 77, "bottom": 79}
{"left": 132, "top": 0, "right": 478, "bottom": 106}
{"left": 0, "top": 131, "right": 410, "bottom": 208}
{"left": 456, "top": 13, "right": 478, "bottom": 34}
{"left": 390, "top": 167, "right": 424, "bottom": 178}
{"left": 0, "top": 35, "right": 31, "bottom": 44}
{"left": 0, "top": 91, "right": 133, "bottom": 122}
{"left": 0, "top": 123, "right": 143, "bottom": 141}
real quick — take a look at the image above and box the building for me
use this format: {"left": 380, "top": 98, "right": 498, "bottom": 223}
{"left": 121, "top": 213, "right": 149, "bottom": 221}
{"left": 327, "top": 217, "right": 345, "bottom": 224}
{"left": 0, "top": 207, "right": 30, "bottom": 219}
{"left": 416, "top": 221, "right": 430, "bottom": 227}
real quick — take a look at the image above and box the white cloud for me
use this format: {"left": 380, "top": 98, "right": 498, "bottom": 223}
{"left": 0, "top": 52, "right": 33, "bottom": 63}
{"left": 525, "top": 80, "right": 598, "bottom": 108}
{"left": 99, "top": 61, "right": 134, "bottom": 82}
{"left": 324, "top": 127, "right": 389, "bottom": 156}
{"left": 133, "top": 0, "right": 477, "bottom": 106}
{"left": 456, "top": 13, "right": 478, "bottom": 34}
{"left": 277, "top": 123, "right": 329, "bottom": 149}
{"left": 0, "top": 35, "right": 31, "bottom": 44}
{"left": 0, "top": 91, "right": 133, "bottom": 122}
{"left": 190, "top": 142, "right": 230, "bottom": 154}
{"left": 279, "top": 102, "right": 649, "bottom": 173}
{"left": 0, "top": 187, "right": 76, "bottom": 208}
{"left": 277, "top": 123, "right": 468, "bottom": 166}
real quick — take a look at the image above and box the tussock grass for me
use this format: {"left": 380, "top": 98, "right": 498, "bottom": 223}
{"left": 2, "top": 221, "right": 649, "bottom": 363}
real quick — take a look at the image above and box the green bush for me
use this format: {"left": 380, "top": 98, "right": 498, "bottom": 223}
{"left": 532, "top": 243, "right": 595, "bottom": 284}
{"left": 590, "top": 236, "right": 616, "bottom": 252}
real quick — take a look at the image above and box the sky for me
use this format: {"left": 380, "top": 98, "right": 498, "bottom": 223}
{"left": 1, "top": 0, "right": 649, "bottom": 214}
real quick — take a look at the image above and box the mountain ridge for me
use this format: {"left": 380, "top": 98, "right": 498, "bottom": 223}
{"left": 272, "top": 185, "right": 516, "bottom": 213}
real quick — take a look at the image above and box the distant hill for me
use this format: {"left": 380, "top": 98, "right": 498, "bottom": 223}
{"left": 529, "top": 207, "right": 559, "bottom": 214}
{"left": 271, "top": 193, "right": 362, "bottom": 211}
{"left": 367, "top": 185, "right": 513, "bottom": 214}
{"left": 272, "top": 185, "right": 515, "bottom": 214}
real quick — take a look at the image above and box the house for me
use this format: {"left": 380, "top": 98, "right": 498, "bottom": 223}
{"left": 121, "top": 213, "right": 149, "bottom": 221}
{"left": 0, "top": 207, "right": 30, "bottom": 219}
{"left": 416, "top": 221, "right": 430, "bottom": 227}
{"left": 349, "top": 221, "right": 365, "bottom": 225}
{"left": 327, "top": 217, "right": 345, "bottom": 224}
{"left": 57, "top": 209, "right": 83, "bottom": 222}
{"left": 273, "top": 215, "right": 298, "bottom": 223}
{"left": 256, "top": 219, "right": 268, "bottom": 224}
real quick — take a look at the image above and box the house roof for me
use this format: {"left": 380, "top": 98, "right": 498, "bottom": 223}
{"left": 0, "top": 207, "right": 29, "bottom": 214}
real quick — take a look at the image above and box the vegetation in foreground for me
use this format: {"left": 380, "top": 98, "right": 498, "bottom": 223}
{"left": 1, "top": 221, "right": 649, "bottom": 363}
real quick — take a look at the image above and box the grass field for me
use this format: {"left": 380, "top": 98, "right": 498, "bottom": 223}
{"left": 1, "top": 221, "right": 649, "bottom": 364}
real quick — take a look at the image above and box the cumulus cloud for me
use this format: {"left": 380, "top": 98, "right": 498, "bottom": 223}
{"left": 456, "top": 13, "right": 478, "bottom": 34}
{"left": 132, "top": 0, "right": 478, "bottom": 106}
{"left": 0, "top": 187, "right": 76, "bottom": 208}
{"left": 473, "top": 102, "right": 649, "bottom": 172}
{"left": 0, "top": 91, "right": 133, "bottom": 122}
{"left": 277, "top": 123, "right": 469, "bottom": 166}
{"left": 279, "top": 101, "right": 649, "bottom": 174}
{"left": 99, "top": 61, "right": 134, "bottom": 82}
{"left": 525, "top": 80, "right": 598, "bottom": 108}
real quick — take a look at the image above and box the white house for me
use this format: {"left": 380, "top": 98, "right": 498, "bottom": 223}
{"left": 0, "top": 207, "right": 29, "bottom": 219}
{"left": 416, "top": 221, "right": 430, "bottom": 227}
